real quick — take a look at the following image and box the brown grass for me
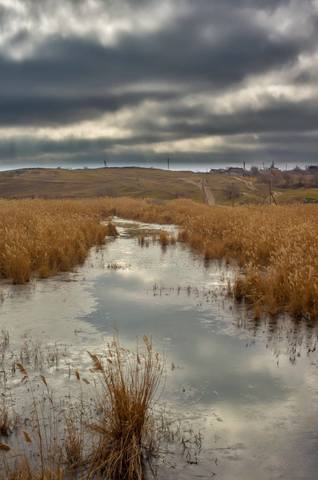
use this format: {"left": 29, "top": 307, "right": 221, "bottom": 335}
{"left": 0, "top": 404, "right": 10, "bottom": 437}
{"left": 100, "top": 198, "right": 318, "bottom": 320}
{"left": 158, "top": 230, "right": 169, "bottom": 248}
{"left": 0, "top": 199, "right": 108, "bottom": 283}
{"left": 63, "top": 408, "right": 84, "bottom": 470}
{"left": 87, "top": 337, "right": 162, "bottom": 480}
{"left": 6, "top": 460, "right": 65, "bottom": 480}
{"left": 0, "top": 167, "right": 205, "bottom": 202}
{"left": 1, "top": 337, "right": 162, "bottom": 480}
{"left": 0, "top": 197, "right": 318, "bottom": 319}
{"left": 105, "top": 222, "right": 119, "bottom": 237}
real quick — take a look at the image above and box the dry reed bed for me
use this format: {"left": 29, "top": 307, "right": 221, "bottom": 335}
{"left": 0, "top": 200, "right": 108, "bottom": 284}
{"left": 0, "top": 198, "right": 317, "bottom": 319}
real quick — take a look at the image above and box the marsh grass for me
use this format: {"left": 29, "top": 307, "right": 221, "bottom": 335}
{"left": 105, "top": 222, "right": 119, "bottom": 237}
{"left": 0, "top": 200, "right": 107, "bottom": 284}
{"left": 1, "top": 197, "right": 318, "bottom": 319}
{"left": 158, "top": 231, "right": 176, "bottom": 248}
{"left": 159, "top": 231, "right": 169, "bottom": 247}
{"left": 87, "top": 336, "right": 162, "bottom": 480}
{"left": 99, "top": 198, "right": 318, "bottom": 321}
{"left": 0, "top": 337, "right": 162, "bottom": 480}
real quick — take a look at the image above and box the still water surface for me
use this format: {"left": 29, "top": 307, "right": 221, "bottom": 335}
{"left": 0, "top": 219, "right": 318, "bottom": 479}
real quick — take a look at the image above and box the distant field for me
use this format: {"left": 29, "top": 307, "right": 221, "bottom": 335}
{"left": 0, "top": 167, "right": 316, "bottom": 204}
{"left": 0, "top": 167, "right": 205, "bottom": 201}
{"left": 276, "top": 188, "right": 318, "bottom": 203}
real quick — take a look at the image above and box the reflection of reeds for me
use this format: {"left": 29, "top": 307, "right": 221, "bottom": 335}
{"left": 138, "top": 234, "right": 147, "bottom": 247}
{"left": 0, "top": 402, "right": 11, "bottom": 437}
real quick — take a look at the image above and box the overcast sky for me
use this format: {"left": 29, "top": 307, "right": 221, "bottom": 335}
{"left": 0, "top": 0, "right": 318, "bottom": 170}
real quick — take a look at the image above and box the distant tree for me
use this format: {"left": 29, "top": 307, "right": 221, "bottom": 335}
{"left": 282, "top": 172, "right": 292, "bottom": 188}
{"left": 314, "top": 174, "right": 318, "bottom": 187}
{"left": 250, "top": 166, "right": 259, "bottom": 176}
{"left": 224, "top": 183, "right": 241, "bottom": 203}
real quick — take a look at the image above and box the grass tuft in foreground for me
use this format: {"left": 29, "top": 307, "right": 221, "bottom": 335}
{"left": 87, "top": 336, "right": 162, "bottom": 480}
{"left": 0, "top": 337, "right": 162, "bottom": 480}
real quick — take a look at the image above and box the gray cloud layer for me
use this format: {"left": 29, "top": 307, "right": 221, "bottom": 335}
{"left": 0, "top": 0, "right": 318, "bottom": 168}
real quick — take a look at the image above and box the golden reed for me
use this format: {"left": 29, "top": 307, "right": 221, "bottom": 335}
{"left": 0, "top": 197, "right": 317, "bottom": 320}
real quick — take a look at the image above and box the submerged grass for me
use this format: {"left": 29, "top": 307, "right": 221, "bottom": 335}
{"left": 158, "top": 230, "right": 176, "bottom": 248}
{"left": 0, "top": 197, "right": 318, "bottom": 319}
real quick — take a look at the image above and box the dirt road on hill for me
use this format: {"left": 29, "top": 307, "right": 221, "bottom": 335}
{"left": 201, "top": 177, "right": 216, "bottom": 205}
{"left": 181, "top": 176, "right": 216, "bottom": 205}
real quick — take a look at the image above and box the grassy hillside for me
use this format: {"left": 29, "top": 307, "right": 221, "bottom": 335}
{"left": 0, "top": 167, "right": 317, "bottom": 204}
{"left": 276, "top": 188, "right": 318, "bottom": 203}
{"left": 0, "top": 167, "right": 204, "bottom": 201}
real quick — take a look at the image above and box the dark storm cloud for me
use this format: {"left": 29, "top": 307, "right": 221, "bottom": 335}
{"left": 140, "top": 98, "right": 318, "bottom": 137}
{"left": 0, "top": 89, "right": 177, "bottom": 126}
{"left": 0, "top": 134, "right": 167, "bottom": 158}
{"left": 0, "top": 0, "right": 318, "bottom": 166}
{"left": 1, "top": 17, "right": 302, "bottom": 95}
{"left": 1, "top": 133, "right": 317, "bottom": 167}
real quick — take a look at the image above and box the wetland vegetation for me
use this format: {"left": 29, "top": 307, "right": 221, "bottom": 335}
{"left": 0, "top": 197, "right": 318, "bottom": 479}
{"left": 0, "top": 213, "right": 317, "bottom": 479}
{"left": 0, "top": 334, "right": 162, "bottom": 480}
{"left": 1, "top": 197, "right": 317, "bottom": 321}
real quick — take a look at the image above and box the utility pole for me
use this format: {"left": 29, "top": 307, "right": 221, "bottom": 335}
{"left": 167, "top": 156, "right": 170, "bottom": 170}
{"left": 231, "top": 182, "right": 235, "bottom": 207}
{"left": 268, "top": 174, "right": 277, "bottom": 205}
